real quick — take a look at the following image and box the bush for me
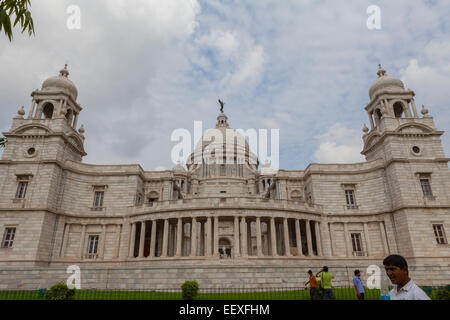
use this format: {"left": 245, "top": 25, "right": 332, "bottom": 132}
{"left": 434, "top": 287, "right": 450, "bottom": 300}
{"left": 181, "top": 281, "right": 199, "bottom": 300}
{"left": 44, "top": 283, "right": 76, "bottom": 300}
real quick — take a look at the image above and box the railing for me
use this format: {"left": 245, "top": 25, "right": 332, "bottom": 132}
{"left": 0, "top": 286, "right": 448, "bottom": 300}
{"left": 131, "top": 197, "right": 323, "bottom": 213}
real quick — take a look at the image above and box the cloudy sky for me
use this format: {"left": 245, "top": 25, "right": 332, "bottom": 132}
{"left": 1, "top": 0, "right": 449, "bottom": 171}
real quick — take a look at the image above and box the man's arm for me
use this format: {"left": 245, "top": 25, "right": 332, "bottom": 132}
{"left": 354, "top": 284, "right": 360, "bottom": 295}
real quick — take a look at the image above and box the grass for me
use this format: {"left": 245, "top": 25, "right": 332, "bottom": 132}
{"left": 0, "top": 287, "right": 383, "bottom": 300}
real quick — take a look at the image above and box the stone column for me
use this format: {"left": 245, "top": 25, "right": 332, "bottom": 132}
{"left": 315, "top": 222, "right": 323, "bottom": 256}
{"left": 305, "top": 220, "right": 313, "bottom": 256}
{"left": 364, "top": 222, "right": 371, "bottom": 257}
{"left": 149, "top": 220, "right": 157, "bottom": 258}
{"left": 213, "top": 216, "right": 219, "bottom": 257}
{"left": 283, "top": 218, "right": 291, "bottom": 256}
{"left": 379, "top": 221, "right": 389, "bottom": 255}
{"left": 61, "top": 223, "right": 70, "bottom": 257}
{"left": 343, "top": 223, "right": 352, "bottom": 257}
{"left": 206, "top": 217, "right": 212, "bottom": 256}
{"left": 329, "top": 223, "right": 336, "bottom": 256}
{"left": 411, "top": 99, "right": 419, "bottom": 118}
{"left": 161, "top": 219, "right": 169, "bottom": 257}
{"left": 73, "top": 113, "right": 79, "bottom": 128}
{"left": 247, "top": 220, "right": 252, "bottom": 255}
{"left": 368, "top": 112, "right": 375, "bottom": 129}
{"left": 79, "top": 224, "right": 86, "bottom": 259}
{"left": 256, "top": 217, "right": 263, "bottom": 257}
{"left": 190, "top": 218, "right": 197, "bottom": 257}
{"left": 233, "top": 216, "right": 240, "bottom": 257}
{"left": 114, "top": 224, "right": 121, "bottom": 259}
{"left": 28, "top": 101, "right": 36, "bottom": 119}
{"left": 138, "top": 222, "right": 146, "bottom": 258}
{"left": 241, "top": 217, "right": 248, "bottom": 256}
{"left": 404, "top": 102, "right": 413, "bottom": 118}
{"left": 176, "top": 218, "right": 183, "bottom": 257}
{"left": 295, "top": 219, "right": 303, "bottom": 256}
{"left": 99, "top": 224, "right": 107, "bottom": 259}
{"left": 270, "top": 217, "right": 277, "bottom": 256}
{"left": 128, "top": 222, "right": 136, "bottom": 258}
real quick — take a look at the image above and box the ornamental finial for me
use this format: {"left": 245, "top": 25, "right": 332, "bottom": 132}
{"left": 377, "top": 64, "right": 387, "bottom": 78}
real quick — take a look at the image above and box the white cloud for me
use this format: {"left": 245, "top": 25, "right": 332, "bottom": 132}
{"left": 400, "top": 60, "right": 450, "bottom": 106}
{"left": 1, "top": 1, "right": 449, "bottom": 170}
{"left": 227, "top": 45, "right": 265, "bottom": 88}
{"left": 196, "top": 30, "right": 239, "bottom": 58}
{"left": 313, "top": 123, "right": 365, "bottom": 164}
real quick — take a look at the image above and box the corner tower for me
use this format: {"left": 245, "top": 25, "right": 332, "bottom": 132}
{"left": 1, "top": 65, "right": 87, "bottom": 162}
{"left": 361, "top": 64, "right": 446, "bottom": 162}
{"left": 361, "top": 65, "right": 450, "bottom": 258}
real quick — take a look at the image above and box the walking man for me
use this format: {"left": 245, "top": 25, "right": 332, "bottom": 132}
{"left": 316, "top": 266, "right": 335, "bottom": 300}
{"left": 305, "top": 270, "right": 319, "bottom": 300}
{"left": 353, "top": 270, "right": 365, "bottom": 300}
{"left": 383, "top": 255, "right": 431, "bottom": 300}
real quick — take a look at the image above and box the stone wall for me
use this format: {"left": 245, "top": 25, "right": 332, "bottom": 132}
{"left": 0, "top": 260, "right": 448, "bottom": 290}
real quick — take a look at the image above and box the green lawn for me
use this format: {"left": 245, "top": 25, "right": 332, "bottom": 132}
{"left": 1, "top": 286, "right": 446, "bottom": 300}
{"left": 0, "top": 287, "right": 383, "bottom": 300}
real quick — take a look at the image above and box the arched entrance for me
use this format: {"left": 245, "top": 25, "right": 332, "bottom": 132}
{"left": 218, "top": 237, "right": 232, "bottom": 259}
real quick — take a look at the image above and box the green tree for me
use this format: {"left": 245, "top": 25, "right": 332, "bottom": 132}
{"left": 0, "top": 0, "right": 34, "bottom": 41}
{"left": 0, "top": 136, "right": 6, "bottom": 148}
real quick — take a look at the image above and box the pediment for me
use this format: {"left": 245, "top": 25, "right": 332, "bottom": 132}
{"left": 11, "top": 124, "right": 52, "bottom": 136}
{"left": 396, "top": 123, "right": 433, "bottom": 134}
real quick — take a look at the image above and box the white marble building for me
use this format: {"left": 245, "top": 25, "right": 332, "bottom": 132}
{"left": 0, "top": 65, "right": 449, "bottom": 289}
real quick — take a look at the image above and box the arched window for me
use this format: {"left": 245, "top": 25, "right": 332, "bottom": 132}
{"left": 65, "top": 108, "right": 73, "bottom": 124}
{"left": 393, "top": 102, "right": 405, "bottom": 118}
{"left": 42, "top": 103, "right": 54, "bottom": 119}
{"left": 375, "top": 109, "right": 383, "bottom": 126}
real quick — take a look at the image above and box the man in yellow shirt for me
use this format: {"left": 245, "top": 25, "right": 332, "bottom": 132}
{"left": 317, "top": 266, "right": 335, "bottom": 300}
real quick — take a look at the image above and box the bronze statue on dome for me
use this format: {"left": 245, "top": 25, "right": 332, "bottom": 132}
{"left": 218, "top": 99, "right": 225, "bottom": 113}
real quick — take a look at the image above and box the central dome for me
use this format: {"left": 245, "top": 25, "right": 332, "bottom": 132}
{"left": 186, "top": 112, "right": 259, "bottom": 169}
{"left": 369, "top": 65, "right": 405, "bottom": 100}
{"left": 42, "top": 65, "right": 78, "bottom": 100}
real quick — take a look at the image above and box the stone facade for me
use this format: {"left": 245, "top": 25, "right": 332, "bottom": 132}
{"left": 0, "top": 65, "right": 449, "bottom": 289}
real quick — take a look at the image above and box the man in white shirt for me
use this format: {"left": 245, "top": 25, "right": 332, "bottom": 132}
{"left": 383, "top": 254, "right": 431, "bottom": 300}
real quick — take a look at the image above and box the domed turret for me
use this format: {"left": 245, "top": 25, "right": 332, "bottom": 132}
{"left": 42, "top": 64, "right": 78, "bottom": 100}
{"left": 369, "top": 64, "right": 405, "bottom": 100}
{"left": 173, "top": 161, "right": 187, "bottom": 173}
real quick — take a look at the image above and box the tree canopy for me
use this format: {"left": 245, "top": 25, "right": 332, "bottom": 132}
{"left": 0, "top": 136, "right": 6, "bottom": 148}
{"left": 0, "top": 0, "right": 34, "bottom": 41}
